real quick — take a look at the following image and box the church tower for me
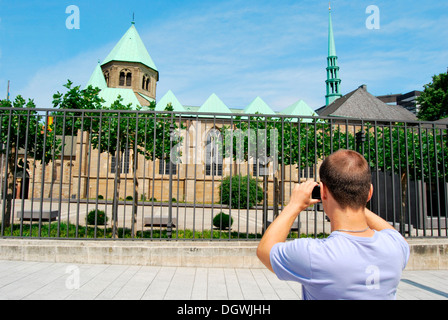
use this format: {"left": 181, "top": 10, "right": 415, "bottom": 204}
{"left": 325, "top": 5, "right": 342, "bottom": 106}
{"left": 100, "top": 22, "right": 159, "bottom": 106}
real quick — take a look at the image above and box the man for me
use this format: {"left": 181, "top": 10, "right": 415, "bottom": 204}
{"left": 257, "top": 150, "right": 410, "bottom": 300}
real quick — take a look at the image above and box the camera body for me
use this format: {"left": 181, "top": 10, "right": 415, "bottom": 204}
{"left": 312, "top": 185, "right": 321, "bottom": 200}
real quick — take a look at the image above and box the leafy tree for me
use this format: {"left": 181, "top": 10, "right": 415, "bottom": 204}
{"left": 0, "top": 96, "right": 61, "bottom": 229}
{"left": 417, "top": 71, "right": 448, "bottom": 121}
{"left": 51, "top": 80, "right": 105, "bottom": 134}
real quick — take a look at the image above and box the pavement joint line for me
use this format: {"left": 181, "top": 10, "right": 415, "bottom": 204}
{"left": 400, "top": 279, "right": 448, "bottom": 299}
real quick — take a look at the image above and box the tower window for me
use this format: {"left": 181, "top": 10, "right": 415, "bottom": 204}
{"left": 120, "top": 69, "right": 132, "bottom": 87}
{"left": 119, "top": 72, "right": 126, "bottom": 86}
{"left": 104, "top": 72, "right": 110, "bottom": 86}
{"left": 142, "top": 75, "right": 150, "bottom": 91}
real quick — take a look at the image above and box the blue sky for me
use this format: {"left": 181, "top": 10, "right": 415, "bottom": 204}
{"left": 1, "top": 0, "right": 447, "bottom": 111}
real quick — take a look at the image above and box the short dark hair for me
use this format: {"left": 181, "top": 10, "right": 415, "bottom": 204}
{"left": 319, "top": 150, "right": 372, "bottom": 210}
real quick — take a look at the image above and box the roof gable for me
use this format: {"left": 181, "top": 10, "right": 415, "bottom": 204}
{"left": 281, "top": 100, "right": 316, "bottom": 117}
{"left": 198, "top": 94, "right": 232, "bottom": 114}
{"left": 318, "top": 86, "right": 417, "bottom": 122}
{"left": 244, "top": 97, "right": 276, "bottom": 115}
{"left": 156, "top": 90, "right": 185, "bottom": 112}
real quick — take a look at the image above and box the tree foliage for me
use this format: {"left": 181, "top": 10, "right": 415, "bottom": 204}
{"left": 417, "top": 71, "right": 448, "bottom": 121}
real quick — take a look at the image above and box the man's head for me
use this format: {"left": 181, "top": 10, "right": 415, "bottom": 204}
{"left": 319, "top": 149, "right": 372, "bottom": 210}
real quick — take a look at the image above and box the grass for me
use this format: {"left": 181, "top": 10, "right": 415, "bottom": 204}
{"left": 0, "top": 222, "right": 329, "bottom": 240}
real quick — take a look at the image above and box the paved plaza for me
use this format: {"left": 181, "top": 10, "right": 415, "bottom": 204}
{"left": 0, "top": 260, "right": 446, "bottom": 300}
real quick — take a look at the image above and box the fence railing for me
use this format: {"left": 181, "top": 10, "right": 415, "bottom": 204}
{"left": 1, "top": 107, "right": 447, "bottom": 240}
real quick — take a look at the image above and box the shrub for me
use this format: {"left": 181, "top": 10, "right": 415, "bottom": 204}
{"left": 220, "top": 175, "right": 263, "bottom": 209}
{"left": 86, "top": 209, "right": 108, "bottom": 226}
{"left": 213, "top": 212, "right": 234, "bottom": 230}
{"left": 126, "top": 196, "right": 133, "bottom": 201}
{"left": 98, "top": 195, "right": 104, "bottom": 200}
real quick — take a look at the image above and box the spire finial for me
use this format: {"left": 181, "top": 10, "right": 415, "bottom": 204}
{"left": 132, "top": 12, "right": 135, "bottom": 25}
{"left": 329, "top": 1, "right": 331, "bottom": 11}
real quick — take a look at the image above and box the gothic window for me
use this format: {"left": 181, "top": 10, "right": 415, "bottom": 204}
{"left": 158, "top": 160, "right": 177, "bottom": 175}
{"left": 111, "top": 150, "right": 131, "bottom": 174}
{"left": 205, "top": 129, "right": 223, "bottom": 176}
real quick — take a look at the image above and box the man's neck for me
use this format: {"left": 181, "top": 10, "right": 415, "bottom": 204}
{"left": 329, "top": 207, "right": 374, "bottom": 237}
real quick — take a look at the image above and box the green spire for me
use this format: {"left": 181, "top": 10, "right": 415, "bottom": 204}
{"left": 328, "top": 7, "right": 337, "bottom": 57}
{"left": 102, "top": 24, "right": 158, "bottom": 73}
{"left": 325, "top": 6, "right": 342, "bottom": 106}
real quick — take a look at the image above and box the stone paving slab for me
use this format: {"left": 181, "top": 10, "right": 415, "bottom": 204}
{"left": 0, "top": 260, "right": 446, "bottom": 300}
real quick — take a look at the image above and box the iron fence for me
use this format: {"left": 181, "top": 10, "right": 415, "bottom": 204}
{"left": 0, "top": 107, "right": 447, "bottom": 240}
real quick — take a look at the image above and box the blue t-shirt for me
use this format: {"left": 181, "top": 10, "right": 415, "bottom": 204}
{"left": 270, "top": 229, "right": 410, "bottom": 300}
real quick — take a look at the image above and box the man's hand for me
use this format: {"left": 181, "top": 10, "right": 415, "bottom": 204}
{"left": 257, "top": 180, "right": 321, "bottom": 273}
{"left": 287, "top": 180, "right": 321, "bottom": 214}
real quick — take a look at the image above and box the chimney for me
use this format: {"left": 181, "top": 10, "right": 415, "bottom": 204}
{"left": 359, "top": 84, "right": 368, "bottom": 91}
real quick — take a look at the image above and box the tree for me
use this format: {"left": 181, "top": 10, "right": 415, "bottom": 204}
{"left": 52, "top": 80, "right": 105, "bottom": 134}
{"left": 417, "top": 71, "right": 448, "bottom": 121}
{"left": 89, "top": 99, "right": 182, "bottom": 237}
{"left": 222, "top": 115, "right": 327, "bottom": 232}
{"left": 0, "top": 96, "right": 61, "bottom": 229}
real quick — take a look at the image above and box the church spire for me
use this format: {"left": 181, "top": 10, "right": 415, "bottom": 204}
{"left": 325, "top": 5, "right": 342, "bottom": 106}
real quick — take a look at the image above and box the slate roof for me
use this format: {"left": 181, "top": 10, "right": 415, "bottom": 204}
{"left": 317, "top": 85, "right": 418, "bottom": 122}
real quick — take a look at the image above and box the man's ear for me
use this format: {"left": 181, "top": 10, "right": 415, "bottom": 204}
{"left": 320, "top": 182, "right": 327, "bottom": 200}
{"left": 367, "top": 184, "right": 374, "bottom": 202}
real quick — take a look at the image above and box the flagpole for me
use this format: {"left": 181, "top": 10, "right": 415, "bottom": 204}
{"left": 6, "top": 80, "right": 10, "bottom": 101}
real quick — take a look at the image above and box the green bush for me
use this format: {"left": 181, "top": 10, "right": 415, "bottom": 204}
{"left": 126, "top": 196, "right": 133, "bottom": 201}
{"left": 86, "top": 209, "right": 108, "bottom": 226}
{"left": 213, "top": 212, "right": 234, "bottom": 230}
{"left": 98, "top": 195, "right": 104, "bottom": 200}
{"left": 220, "top": 175, "right": 263, "bottom": 209}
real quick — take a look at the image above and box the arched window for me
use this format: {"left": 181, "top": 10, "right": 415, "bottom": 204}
{"left": 126, "top": 72, "right": 132, "bottom": 86}
{"left": 120, "top": 69, "right": 132, "bottom": 87}
{"left": 119, "top": 72, "right": 126, "bottom": 86}
{"left": 205, "top": 129, "right": 223, "bottom": 176}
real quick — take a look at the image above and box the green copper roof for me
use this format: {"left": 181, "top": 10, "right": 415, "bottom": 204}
{"left": 281, "top": 100, "right": 316, "bottom": 123}
{"left": 102, "top": 24, "right": 158, "bottom": 72}
{"left": 86, "top": 62, "right": 107, "bottom": 90}
{"left": 328, "top": 9, "right": 337, "bottom": 57}
{"left": 281, "top": 100, "right": 316, "bottom": 117}
{"left": 244, "top": 97, "right": 276, "bottom": 115}
{"left": 198, "top": 94, "right": 232, "bottom": 114}
{"left": 99, "top": 88, "right": 141, "bottom": 110}
{"left": 156, "top": 90, "right": 186, "bottom": 112}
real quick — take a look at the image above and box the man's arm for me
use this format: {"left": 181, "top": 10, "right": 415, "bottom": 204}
{"left": 365, "top": 208, "right": 395, "bottom": 231}
{"left": 257, "top": 181, "right": 320, "bottom": 273}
